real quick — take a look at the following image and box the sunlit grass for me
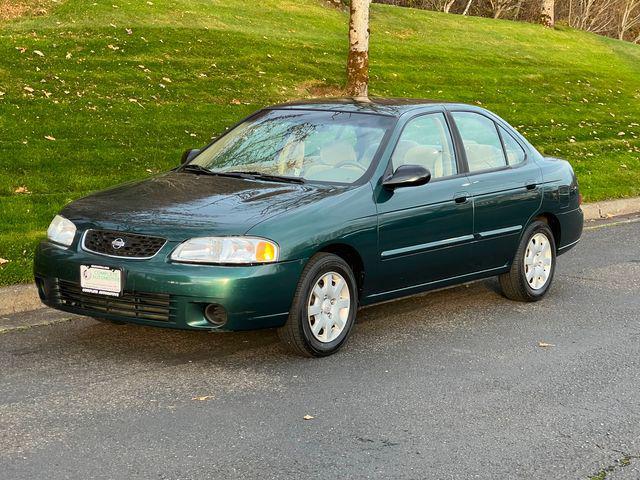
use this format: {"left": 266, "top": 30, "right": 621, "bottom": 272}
{"left": 0, "top": 0, "right": 639, "bottom": 284}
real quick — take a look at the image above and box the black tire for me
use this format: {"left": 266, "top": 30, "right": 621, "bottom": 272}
{"left": 499, "top": 220, "right": 557, "bottom": 302}
{"left": 278, "top": 253, "right": 358, "bottom": 357}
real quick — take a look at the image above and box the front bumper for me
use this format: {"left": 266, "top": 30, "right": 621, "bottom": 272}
{"left": 34, "top": 240, "right": 305, "bottom": 331}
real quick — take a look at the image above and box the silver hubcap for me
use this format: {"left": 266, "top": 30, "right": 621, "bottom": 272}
{"left": 307, "top": 271, "right": 350, "bottom": 343}
{"left": 524, "top": 232, "right": 552, "bottom": 290}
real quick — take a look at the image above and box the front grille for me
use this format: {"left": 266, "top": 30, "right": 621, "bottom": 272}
{"left": 83, "top": 229, "right": 166, "bottom": 258}
{"left": 54, "top": 280, "right": 174, "bottom": 322}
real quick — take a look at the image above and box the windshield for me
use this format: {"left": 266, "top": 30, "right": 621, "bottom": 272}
{"left": 187, "top": 109, "right": 395, "bottom": 184}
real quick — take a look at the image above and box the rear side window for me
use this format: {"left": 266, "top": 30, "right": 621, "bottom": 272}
{"left": 499, "top": 126, "right": 526, "bottom": 165}
{"left": 391, "top": 113, "right": 457, "bottom": 179}
{"left": 452, "top": 112, "right": 506, "bottom": 172}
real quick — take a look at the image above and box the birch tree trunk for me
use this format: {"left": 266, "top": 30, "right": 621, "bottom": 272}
{"left": 541, "top": 0, "right": 555, "bottom": 27}
{"left": 346, "top": 0, "right": 371, "bottom": 98}
{"left": 462, "top": 0, "right": 474, "bottom": 15}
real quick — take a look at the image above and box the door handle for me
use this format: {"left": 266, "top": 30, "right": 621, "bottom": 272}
{"left": 524, "top": 180, "right": 537, "bottom": 190}
{"left": 453, "top": 191, "right": 470, "bottom": 204}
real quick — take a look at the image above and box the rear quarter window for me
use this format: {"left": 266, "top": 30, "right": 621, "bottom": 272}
{"left": 499, "top": 126, "right": 526, "bottom": 165}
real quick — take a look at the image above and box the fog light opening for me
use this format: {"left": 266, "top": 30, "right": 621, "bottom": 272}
{"left": 204, "top": 304, "right": 227, "bottom": 327}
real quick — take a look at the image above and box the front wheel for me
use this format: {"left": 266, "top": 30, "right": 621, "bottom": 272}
{"left": 278, "top": 253, "right": 358, "bottom": 357}
{"left": 499, "top": 221, "right": 556, "bottom": 302}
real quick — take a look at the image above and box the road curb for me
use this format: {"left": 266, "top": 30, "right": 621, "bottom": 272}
{"left": 0, "top": 283, "right": 41, "bottom": 316}
{"left": 1, "top": 198, "right": 639, "bottom": 316}
{"left": 581, "top": 197, "right": 640, "bottom": 220}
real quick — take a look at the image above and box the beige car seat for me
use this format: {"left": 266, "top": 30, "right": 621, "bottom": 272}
{"left": 399, "top": 145, "right": 445, "bottom": 178}
{"left": 464, "top": 144, "right": 504, "bottom": 171}
{"left": 304, "top": 140, "right": 362, "bottom": 182}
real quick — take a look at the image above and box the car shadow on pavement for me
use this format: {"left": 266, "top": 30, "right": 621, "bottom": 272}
{"left": 49, "top": 278, "right": 504, "bottom": 365}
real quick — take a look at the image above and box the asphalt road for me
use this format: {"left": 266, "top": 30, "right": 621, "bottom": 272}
{"left": 1, "top": 217, "right": 640, "bottom": 480}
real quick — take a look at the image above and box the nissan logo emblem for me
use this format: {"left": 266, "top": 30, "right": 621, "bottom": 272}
{"left": 111, "top": 237, "right": 126, "bottom": 250}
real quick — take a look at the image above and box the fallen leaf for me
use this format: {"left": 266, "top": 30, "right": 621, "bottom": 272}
{"left": 537, "top": 341, "right": 555, "bottom": 348}
{"left": 230, "top": 98, "right": 241, "bottom": 105}
{"left": 33, "top": 50, "right": 45, "bottom": 57}
{"left": 16, "top": 46, "right": 27, "bottom": 53}
{"left": 303, "top": 414, "right": 314, "bottom": 420}
{"left": 192, "top": 395, "right": 213, "bottom": 401}
{"left": 126, "top": 28, "right": 133, "bottom": 35}
{"left": 0, "top": 258, "right": 9, "bottom": 266}
{"left": 44, "top": 135, "right": 56, "bottom": 141}
{"left": 23, "top": 86, "right": 34, "bottom": 93}
{"left": 14, "top": 186, "right": 30, "bottom": 194}
{"left": 65, "top": 52, "right": 72, "bottom": 59}
{"left": 162, "top": 77, "right": 172, "bottom": 83}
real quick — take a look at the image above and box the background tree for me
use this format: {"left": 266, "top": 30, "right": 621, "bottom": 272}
{"left": 373, "top": 0, "right": 640, "bottom": 44}
{"left": 541, "top": 0, "right": 555, "bottom": 26}
{"left": 617, "top": 0, "right": 640, "bottom": 40}
{"left": 346, "top": 0, "right": 372, "bottom": 97}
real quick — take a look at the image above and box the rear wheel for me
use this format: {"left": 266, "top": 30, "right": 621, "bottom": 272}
{"left": 278, "top": 253, "right": 358, "bottom": 357}
{"left": 499, "top": 221, "right": 556, "bottom": 302}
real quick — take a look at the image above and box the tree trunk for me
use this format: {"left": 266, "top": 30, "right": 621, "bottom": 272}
{"left": 462, "top": 0, "right": 473, "bottom": 15}
{"left": 540, "top": 0, "right": 554, "bottom": 27}
{"left": 346, "top": 0, "right": 371, "bottom": 98}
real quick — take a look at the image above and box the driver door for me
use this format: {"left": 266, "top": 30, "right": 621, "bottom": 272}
{"left": 372, "top": 112, "right": 475, "bottom": 295}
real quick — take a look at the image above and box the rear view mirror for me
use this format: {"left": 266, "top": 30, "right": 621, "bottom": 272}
{"left": 382, "top": 165, "right": 431, "bottom": 189}
{"left": 181, "top": 149, "right": 201, "bottom": 165}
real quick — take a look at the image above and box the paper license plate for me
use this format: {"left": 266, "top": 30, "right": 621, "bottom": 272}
{"left": 80, "top": 265, "right": 123, "bottom": 296}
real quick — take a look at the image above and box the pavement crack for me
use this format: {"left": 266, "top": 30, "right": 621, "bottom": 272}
{"left": 589, "top": 452, "right": 639, "bottom": 480}
{"left": 0, "top": 316, "right": 75, "bottom": 334}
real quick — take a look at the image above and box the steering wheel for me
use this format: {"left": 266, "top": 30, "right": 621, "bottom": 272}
{"left": 334, "top": 161, "right": 366, "bottom": 173}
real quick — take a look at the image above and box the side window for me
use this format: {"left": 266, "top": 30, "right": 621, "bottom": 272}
{"left": 391, "top": 113, "right": 457, "bottom": 179}
{"left": 499, "top": 126, "right": 526, "bottom": 165}
{"left": 452, "top": 112, "right": 506, "bottom": 172}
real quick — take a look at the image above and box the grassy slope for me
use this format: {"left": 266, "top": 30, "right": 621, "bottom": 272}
{"left": 0, "top": 0, "right": 639, "bottom": 285}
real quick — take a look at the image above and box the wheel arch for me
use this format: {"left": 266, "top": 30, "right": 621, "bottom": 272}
{"left": 533, "top": 212, "right": 561, "bottom": 249}
{"left": 315, "top": 243, "right": 365, "bottom": 297}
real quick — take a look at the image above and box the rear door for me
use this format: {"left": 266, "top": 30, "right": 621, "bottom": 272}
{"left": 372, "top": 111, "right": 475, "bottom": 295}
{"left": 449, "top": 110, "right": 542, "bottom": 271}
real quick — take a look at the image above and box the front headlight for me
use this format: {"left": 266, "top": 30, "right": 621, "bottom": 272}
{"left": 47, "top": 215, "right": 77, "bottom": 247}
{"left": 170, "top": 237, "right": 279, "bottom": 264}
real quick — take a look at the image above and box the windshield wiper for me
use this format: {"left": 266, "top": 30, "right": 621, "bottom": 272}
{"left": 182, "top": 165, "right": 252, "bottom": 179}
{"left": 181, "top": 164, "right": 217, "bottom": 175}
{"left": 229, "top": 171, "right": 305, "bottom": 184}
{"left": 182, "top": 165, "right": 304, "bottom": 184}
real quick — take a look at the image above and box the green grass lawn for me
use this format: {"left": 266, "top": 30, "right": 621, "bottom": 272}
{"left": 1, "top": 0, "right": 639, "bottom": 285}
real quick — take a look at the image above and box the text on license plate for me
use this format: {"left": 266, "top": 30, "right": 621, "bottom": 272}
{"left": 80, "top": 265, "right": 122, "bottom": 296}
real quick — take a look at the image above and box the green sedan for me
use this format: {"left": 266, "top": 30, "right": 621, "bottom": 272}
{"left": 35, "top": 98, "right": 583, "bottom": 357}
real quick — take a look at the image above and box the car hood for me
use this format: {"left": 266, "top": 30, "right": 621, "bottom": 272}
{"left": 62, "top": 171, "right": 347, "bottom": 240}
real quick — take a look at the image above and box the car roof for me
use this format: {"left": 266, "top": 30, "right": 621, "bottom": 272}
{"left": 268, "top": 97, "right": 476, "bottom": 117}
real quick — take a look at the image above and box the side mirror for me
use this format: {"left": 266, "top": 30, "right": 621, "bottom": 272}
{"left": 382, "top": 165, "right": 431, "bottom": 189}
{"left": 181, "top": 148, "right": 201, "bottom": 165}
